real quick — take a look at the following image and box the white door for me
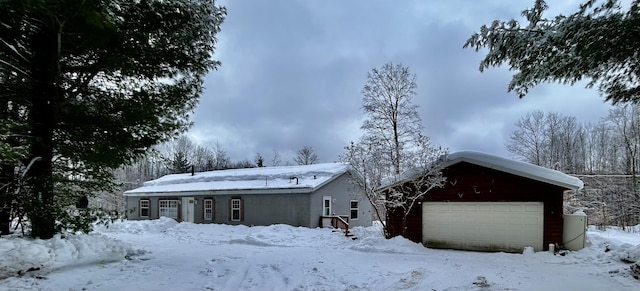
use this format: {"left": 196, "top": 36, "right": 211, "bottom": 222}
{"left": 322, "top": 196, "right": 332, "bottom": 216}
{"left": 422, "top": 202, "right": 544, "bottom": 252}
{"left": 181, "top": 197, "right": 195, "bottom": 222}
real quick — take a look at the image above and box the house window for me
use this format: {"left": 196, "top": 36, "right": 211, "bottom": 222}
{"left": 203, "top": 198, "right": 213, "bottom": 221}
{"left": 350, "top": 200, "right": 359, "bottom": 220}
{"left": 323, "top": 196, "right": 332, "bottom": 216}
{"left": 231, "top": 198, "right": 242, "bottom": 221}
{"left": 159, "top": 199, "right": 179, "bottom": 219}
{"left": 139, "top": 199, "right": 150, "bottom": 217}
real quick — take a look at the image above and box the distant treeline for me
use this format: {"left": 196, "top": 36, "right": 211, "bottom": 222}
{"left": 508, "top": 105, "right": 640, "bottom": 229}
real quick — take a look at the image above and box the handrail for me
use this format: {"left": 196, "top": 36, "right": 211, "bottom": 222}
{"left": 334, "top": 215, "right": 348, "bottom": 228}
{"left": 320, "top": 215, "right": 350, "bottom": 237}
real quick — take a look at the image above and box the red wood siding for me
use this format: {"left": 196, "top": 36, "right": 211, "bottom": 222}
{"left": 386, "top": 162, "right": 567, "bottom": 250}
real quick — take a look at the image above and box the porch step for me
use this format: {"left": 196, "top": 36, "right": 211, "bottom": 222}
{"left": 333, "top": 229, "right": 357, "bottom": 240}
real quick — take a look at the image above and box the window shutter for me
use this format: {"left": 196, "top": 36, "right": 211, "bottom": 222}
{"left": 240, "top": 198, "right": 244, "bottom": 221}
{"left": 177, "top": 199, "right": 181, "bottom": 220}
{"left": 228, "top": 198, "right": 232, "bottom": 221}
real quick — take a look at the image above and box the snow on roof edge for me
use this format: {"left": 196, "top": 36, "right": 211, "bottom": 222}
{"left": 445, "top": 151, "right": 584, "bottom": 190}
{"left": 123, "top": 187, "right": 315, "bottom": 197}
{"left": 123, "top": 163, "right": 351, "bottom": 195}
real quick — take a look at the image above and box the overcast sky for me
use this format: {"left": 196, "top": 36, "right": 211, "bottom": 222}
{"left": 187, "top": 0, "right": 614, "bottom": 165}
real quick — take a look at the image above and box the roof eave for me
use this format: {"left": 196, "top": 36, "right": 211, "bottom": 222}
{"left": 444, "top": 157, "right": 583, "bottom": 191}
{"left": 123, "top": 187, "right": 315, "bottom": 197}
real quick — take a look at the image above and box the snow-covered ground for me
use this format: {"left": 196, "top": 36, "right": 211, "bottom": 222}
{"left": 1, "top": 219, "right": 638, "bottom": 291}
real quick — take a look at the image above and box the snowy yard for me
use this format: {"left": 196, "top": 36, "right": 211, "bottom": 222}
{"left": 1, "top": 219, "right": 638, "bottom": 291}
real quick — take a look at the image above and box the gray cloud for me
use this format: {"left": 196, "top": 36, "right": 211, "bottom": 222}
{"left": 189, "top": 0, "right": 613, "bottom": 165}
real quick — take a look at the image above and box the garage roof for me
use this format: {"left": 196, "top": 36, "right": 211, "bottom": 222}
{"left": 444, "top": 151, "right": 583, "bottom": 190}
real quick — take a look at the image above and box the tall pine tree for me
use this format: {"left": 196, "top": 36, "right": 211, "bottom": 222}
{"left": 0, "top": 0, "right": 225, "bottom": 238}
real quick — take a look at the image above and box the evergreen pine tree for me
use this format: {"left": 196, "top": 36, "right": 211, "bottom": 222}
{"left": 0, "top": 0, "right": 226, "bottom": 238}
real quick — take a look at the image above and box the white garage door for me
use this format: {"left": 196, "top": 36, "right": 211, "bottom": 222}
{"left": 422, "top": 202, "right": 544, "bottom": 252}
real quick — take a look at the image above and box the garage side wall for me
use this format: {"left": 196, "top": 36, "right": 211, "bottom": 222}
{"left": 386, "top": 162, "right": 566, "bottom": 250}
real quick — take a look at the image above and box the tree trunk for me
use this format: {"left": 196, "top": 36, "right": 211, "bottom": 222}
{"left": 401, "top": 208, "right": 409, "bottom": 237}
{"left": 393, "top": 119, "right": 401, "bottom": 177}
{"left": 26, "top": 17, "right": 60, "bottom": 239}
{"left": 0, "top": 165, "right": 14, "bottom": 236}
{"left": 0, "top": 208, "right": 9, "bottom": 236}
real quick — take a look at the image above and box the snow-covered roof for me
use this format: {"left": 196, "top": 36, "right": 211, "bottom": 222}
{"left": 443, "top": 151, "right": 583, "bottom": 190}
{"left": 124, "top": 163, "right": 350, "bottom": 197}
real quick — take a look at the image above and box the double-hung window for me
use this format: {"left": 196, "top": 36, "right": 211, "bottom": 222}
{"left": 203, "top": 198, "right": 214, "bottom": 221}
{"left": 139, "top": 199, "right": 150, "bottom": 218}
{"left": 231, "top": 198, "right": 242, "bottom": 221}
{"left": 350, "top": 200, "right": 359, "bottom": 220}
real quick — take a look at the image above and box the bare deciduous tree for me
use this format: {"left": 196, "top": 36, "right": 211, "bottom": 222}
{"left": 506, "top": 111, "right": 585, "bottom": 173}
{"left": 361, "top": 62, "right": 421, "bottom": 178}
{"left": 340, "top": 139, "right": 389, "bottom": 235}
{"left": 231, "top": 158, "right": 255, "bottom": 169}
{"left": 190, "top": 145, "right": 216, "bottom": 173}
{"left": 271, "top": 149, "right": 281, "bottom": 167}
{"left": 608, "top": 104, "right": 640, "bottom": 179}
{"left": 509, "top": 106, "right": 640, "bottom": 227}
{"left": 341, "top": 63, "right": 447, "bottom": 238}
{"left": 506, "top": 110, "right": 547, "bottom": 166}
{"left": 294, "top": 146, "right": 318, "bottom": 165}
{"left": 382, "top": 135, "right": 447, "bottom": 237}
{"left": 212, "top": 142, "right": 231, "bottom": 170}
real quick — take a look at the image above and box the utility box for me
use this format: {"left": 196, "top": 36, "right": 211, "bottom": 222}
{"left": 563, "top": 212, "right": 587, "bottom": 251}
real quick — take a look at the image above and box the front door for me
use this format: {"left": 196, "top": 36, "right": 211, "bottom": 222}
{"left": 181, "top": 197, "right": 195, "bottom": 222}
{"left": 321, "top": 196, "right": 333, "bottom": 227}
{"left": 322, "top": 196, "right": 332, "bottom": 216}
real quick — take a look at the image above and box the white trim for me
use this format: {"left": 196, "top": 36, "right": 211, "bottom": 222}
{"left": 350, "top": 200, "right": 359, "bottom": 220}
{"left": 231, "top": 198, "right": 242, "bottom": 221}
{"left": 159, "top": 199, "right": 179, "bottom": 219}
{"left": 139, "top": 199, "right": 150, "bottom": 218}
{"left": 203, "top": 198, "right": 213, "bottom": 221}
{"left": 322, "top": 196, "right": 332, "bottom": 216}
{"left": 181, "top": 197, "right": 195, "bottom": 223}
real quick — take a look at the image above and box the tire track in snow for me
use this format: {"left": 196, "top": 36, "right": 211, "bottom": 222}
{"left": 380, "top": 268, "right": 427, "bottom": 291}
{"left": 260, "top": 263, "right": 290, "bottom": 291}
{"left": 222, "top": 261, "right": 251, "bottom": 291}
{"left": 216, "top": 255, "right": 292, "bottom": 290}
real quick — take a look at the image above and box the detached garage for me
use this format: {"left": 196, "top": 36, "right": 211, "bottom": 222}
{"left": 384, "top": 151, "right": 583, "bottom": 252}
